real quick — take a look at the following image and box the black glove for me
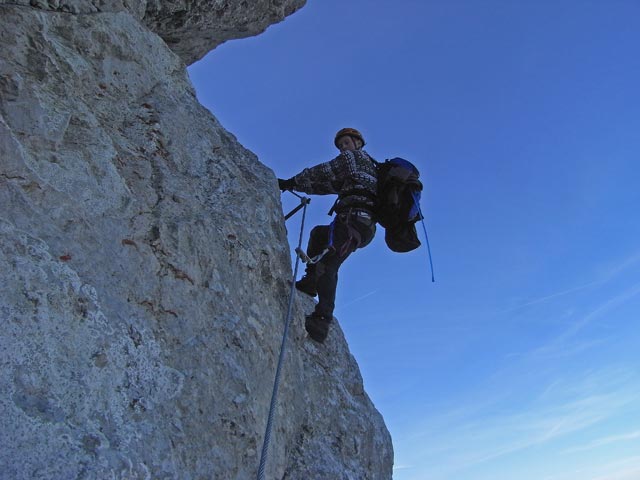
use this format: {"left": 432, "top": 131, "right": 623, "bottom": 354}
{"left": 278, "top": 178, "right": 296, "bottom": 191}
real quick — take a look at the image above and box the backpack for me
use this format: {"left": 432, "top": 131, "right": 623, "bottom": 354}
{"left": 374, "top": 157, "right": 423, "bottom": 252}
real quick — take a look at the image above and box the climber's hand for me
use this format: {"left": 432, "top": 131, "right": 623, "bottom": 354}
{"left": 278, "top": 178, "right": 296, "bottom": 192}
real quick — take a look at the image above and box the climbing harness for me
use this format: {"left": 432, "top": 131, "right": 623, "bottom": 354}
{"left": 335, "top": 211, "right": 365, "bottom": 258}
{"left": 256, "top": 191, "right": 310, "bottom": 480}
{"left": 295, "top": 208, "right": 367, "bottom": 265}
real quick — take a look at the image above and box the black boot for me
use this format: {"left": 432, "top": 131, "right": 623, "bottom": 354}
{"left": 295, "top": 275, "right": 317, "bottom": 297}
{"left": 305, "top": 311, "right": 331, "bottom": 343}
{"left": 295, "top": 265, "right": 317, "bottom": 297}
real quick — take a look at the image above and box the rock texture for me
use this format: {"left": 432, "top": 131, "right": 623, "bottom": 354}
{"left": 143, "top": 0, "right": 308, "bottom": 65}
{"left": 1, "top": 0, "right": 306, "bottom": 65}
{"left": 0, "top": 2, "right": 393, "bottom": 479}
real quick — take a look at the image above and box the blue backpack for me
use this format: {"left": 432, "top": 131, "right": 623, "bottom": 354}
{"left": 374, "top": 157, "right": 423, "bottom": 252}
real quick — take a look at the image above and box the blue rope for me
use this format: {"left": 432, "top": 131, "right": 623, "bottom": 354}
{"left": 412, "top": 192, "right": 435, "bottom": 283}
{"left": 256, "top": 195, "right": 309, "bottom": 480}
{"left": 328, "top": 217, "right": 336, "bottom": 248}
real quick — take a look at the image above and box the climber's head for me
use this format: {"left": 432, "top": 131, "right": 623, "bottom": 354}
{"left": 334, "top": 127, "right": 365, "bottom": 152}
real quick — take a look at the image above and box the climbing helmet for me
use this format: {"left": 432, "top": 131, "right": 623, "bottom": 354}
{"left": 334, "top": 127, "right": 365, "bottom": 148}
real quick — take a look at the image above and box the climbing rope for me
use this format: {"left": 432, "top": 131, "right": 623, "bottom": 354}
{"left": 256, "top": 191, "right": 310, "bottom": 480}
{"left": 412, "top": 191, "right": 435, "bottom": 283}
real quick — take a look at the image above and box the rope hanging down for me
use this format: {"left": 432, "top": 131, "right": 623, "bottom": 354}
{"left": 256, "top": 191, "right": 310, "bottom": 480}
{"left": 412, "top": 191, "right": 435, "bottom": 283}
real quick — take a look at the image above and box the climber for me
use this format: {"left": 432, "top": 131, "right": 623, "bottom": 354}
{"left": 278, "top": 128, "right": 377, "bottom": 343}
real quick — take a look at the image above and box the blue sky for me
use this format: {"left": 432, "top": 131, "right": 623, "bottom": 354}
{"left": 188, "top": 1, "right": 640, "bottom": 478}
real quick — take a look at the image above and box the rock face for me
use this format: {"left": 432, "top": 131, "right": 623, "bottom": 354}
{"left": 143, "top": 0, "right": 308, "bottom": 65}
{"left": 0, "top": 2, "right": 393, "bottom": 479}
{"left": 1, "top": 0, "right": 306, "bottom": 66}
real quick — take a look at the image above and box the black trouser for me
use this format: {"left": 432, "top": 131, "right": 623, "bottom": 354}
{"left": 305, "top": 210, "right": 376, "bottom": 318}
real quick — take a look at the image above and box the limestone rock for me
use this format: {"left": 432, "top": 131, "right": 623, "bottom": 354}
{"left": 0, "top": 2, "right": 392, "bottom": 479}
{"left": 143, "top": 0, "right": 308, "bottom": 65}
{"left": 0, "top": 0, "right": 307, "bottom": 65}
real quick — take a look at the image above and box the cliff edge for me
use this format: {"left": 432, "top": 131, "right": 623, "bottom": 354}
{"left": 0, "top": 1, "right": 393, "bottom": 478}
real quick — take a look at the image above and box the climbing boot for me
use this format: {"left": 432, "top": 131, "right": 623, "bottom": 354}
{"left": 305, "top": 311, "right": 331, "bottom": 343}
{"left": 295, "top": 274, "right": 317, "bottom": 297}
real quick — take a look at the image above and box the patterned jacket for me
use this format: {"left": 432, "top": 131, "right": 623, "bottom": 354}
{"left": 292, "top": 149, "right": 378, "bottom": 214}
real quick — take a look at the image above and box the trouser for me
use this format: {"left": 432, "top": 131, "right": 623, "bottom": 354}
{"left": 304, "top": 210, "right": 376, "bottom": 318}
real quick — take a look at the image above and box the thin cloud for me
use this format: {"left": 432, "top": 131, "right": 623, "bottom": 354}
{"left": 563, "top": 430, "right": 640, "bottom": 454}
{"left": 530, "top": 336, "right": 609, "bottom": 360}
{"left": 500, "top": 249, "right": 640, "bottom": 317}
{"left": 456, "top": 393, "right": 625, "bottom": 465}
{"left": 598, "top": 251, "right": 640, "bottom": 283}
{"left": 532, "top": 281, "right": 640, "bottom": 359}
{"left": 337, "top": 289, "right": 379, "bottom": 311}
{"left": 401, "top": 368, "right": 640, "bottom": 476}
{"left": 587, "top": 455, "right": 640, "bottom": 480}
{"left": 500, "top": 280, "right": 599, "bottom": 314}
